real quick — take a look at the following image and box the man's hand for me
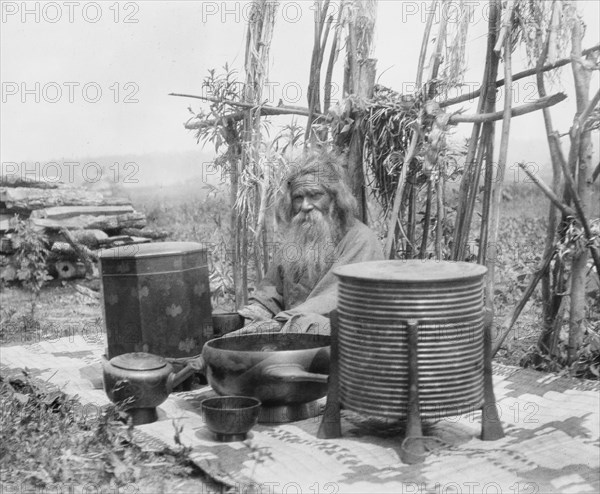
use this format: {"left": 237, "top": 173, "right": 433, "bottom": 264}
{"left": 238, "top": 304, "right": 273, "bottom": 322}
{"left": 222, "top": 319, "right": 283, "bottom": 337}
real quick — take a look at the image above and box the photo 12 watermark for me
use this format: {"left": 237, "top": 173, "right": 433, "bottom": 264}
{"left": 201, "top": 1, "right": 305, "bottom": 24}
{"left": 2, "top": 82, "right": 139, "bottom": 104}
{"left": 1, "top": 161, "right": 140, "bottom": 185}
{"left": 0, "top": 481, "right": 140, "bottom": 494}
{"left": 199, "top": 1, "right": 490, "bottom": 26}
{"left": 1, "top": 1, "right": 140, "bottom": 24}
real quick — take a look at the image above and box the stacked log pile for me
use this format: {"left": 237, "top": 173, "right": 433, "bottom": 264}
{"left": 0, "top": 176, "right": 168, "bottom": 281}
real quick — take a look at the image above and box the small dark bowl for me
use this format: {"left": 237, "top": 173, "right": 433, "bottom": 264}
{"left": 201, "top": 396, "right": 262, "bottom": 442}
{"left": 212, "top": 312, "right": 245, "bottom": 336}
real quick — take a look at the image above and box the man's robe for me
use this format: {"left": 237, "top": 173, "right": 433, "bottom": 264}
{"left": 249, "top": 220, "right": 383, "bottom": 334}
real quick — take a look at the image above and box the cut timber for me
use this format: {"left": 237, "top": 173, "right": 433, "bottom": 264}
{"left": 30, "top": 205, "right": 134, "bottom": 220}
{"left": 0, "top": 187, "right": 131, "bottom": 210}
{"left": 31, "top": 212, "right": 147, "bottom": 230}
{"left": 98, "top": 236, "right": 152, "bottom": 249}
{"left": 59, "top": 227, "right": 97, "bottom": 277}
{"left": 0, "top": 175, "right": 61, "bottom": 189}
{"left": 120, "top": 227, "right": 169, "bottom": 240}
{"left": 45, "top": 229, "right": 108, "bottom": 250}
{"left": 69, "top": 229, "right": 109, "bottom": 248}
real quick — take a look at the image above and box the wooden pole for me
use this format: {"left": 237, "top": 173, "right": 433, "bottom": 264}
{"left": 384, "top": 0, "right": 435, "bottom": 258}
{"left": 415, "top": 0, "right": 437, "bottom": 89}
{"left": 384, "top": 131, "right": 419, "bottom": 258}
{"left": 317, "top": 310, "right": 342, "bottom": 439}
{"left": 323, "top": 2, "right": 344, "bottom": 114}
{"left": 567, "top": 16, "right": 595, "bottom": 364}
{"left": 453, "top": 0, "right": 500, "bottom": 261}
{"left": 401, "top": 319, "right": 425, "bottom": 463}
{"left": 492, "top": 251, "right": 555, "bottom": 356}
{"left": 420, "top": 179, "right": 433, "bottom": 258}
{"left": 485, "top": 2, "right": 514, "bottom": 320}
{"left": 435, "top": 169, "right": 444, "bottom": 260}
{"left": 348, "top": 59, "right": 377, "bottom": 224}
{"left": 175, "top": 91, "right": 567, "bottom": 129}
{"left": 536, "top": 0, "right": 566, "bottom": 357}
{"left": 415, "top": 0, "right": 446, "bottom": 258}
{"left": 305, "top": 0, "right": 332, "bottom": 143}
{"left": 440, "top": 44, "right": 600, "bottom": 108}
{"left": 482, "top": 309, "right": 505, "bottom": 440}
{"left": 448, "top": 93, "right": 567, "bottom": 123}
{"left": 517, "top": 163, "right": 576, "bottom": 217}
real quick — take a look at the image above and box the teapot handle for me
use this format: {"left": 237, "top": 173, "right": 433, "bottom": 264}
{"left": 166, "top": 355, "right": 206, "bottom": 393}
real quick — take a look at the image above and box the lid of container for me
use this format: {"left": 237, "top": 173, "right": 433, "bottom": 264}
{"left": 99, "top": 241, "right": 205, "bottom": 260}
{"left": 334, "top": 260, "right": 487, "bottom": 282}
{"left": 110, "top": 352, "right": 167, "bottom": 371}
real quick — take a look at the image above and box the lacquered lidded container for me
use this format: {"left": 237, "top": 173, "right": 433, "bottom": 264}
{"left": 99, "top": 242, "right": 213, "bottom": 359}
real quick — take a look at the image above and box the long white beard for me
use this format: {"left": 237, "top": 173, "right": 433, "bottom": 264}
{"left": 282, "top": 209, "right": 340, "bottom": 284}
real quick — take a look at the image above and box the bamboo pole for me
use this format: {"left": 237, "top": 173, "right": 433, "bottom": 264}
{"left": 492, "top": 250, "right": 555, "bottom": 356}
{"left": 559, "top": 91, "right": 600, "bottom": 281}
{"left": 344, "top": 7, "right": 357, "bottom": 97}
{"left": 305, "top": 0, "right": 331, "bottom": 142}
{"left": 435, "top": 168, "right": 444, "bottom": 260}
{"left": 478, "top": 137, "right": 494, "bottom": 265}
{"left": 415, "top": 0, "right": 446, "bottom": 258}
{"left": 324, "top": 1, "right": 344, "bottom": 113}
{"left": 486, "top": 2, "right": 515, "bottom": 317}
{"left": 384, "top": 0, "right": 436, "bottom": 259}
{"left": 406, "top": 182, "right": 416, "bottom": 258}
{"left": 239, "top": 0, "right": 278, "bottom": 305}
{"left": 493, "top": 0, "right": 514, "bottom": 53}
{"left": 560, "top": 149, "right": 600, "bottom": 272}
{"left": 517, "top": 163, "right": 576, "bottom": 217}
{"left": 440, "top": 44, "right": 600, "bottom": 108}
{"left": 448, "top": 93, "right": 567, "bottom": 123}
{"left": 463, "top": 124, "right": 493, "bottom": 259}
{"left": 175, "top": 91, "right": 567, "bottom": 129}
{"left": 426, "top": 0, "right": 447, "bottom": 96}
{"left": 452, "top": 0, "right": 499, "bottom": 261}
{"left": 536, "top": 0, "right": 566, "bottom": 354}
{"left": 568, "top": 16, "right": 594, "bottom": 364}
{"left": 384, "top": 130, "right": 419, "bottom": 258}
{"left": 416, "top": 0, "right": 437, "bottom": 89}
{"left": 539, "top": 291, "right": 567, "bottom": 359}
{"left": 348, "top": 59, "right": 376, "bottom": 224}
{"left": 420, "top": 179, "right": 433, "bottom": 258}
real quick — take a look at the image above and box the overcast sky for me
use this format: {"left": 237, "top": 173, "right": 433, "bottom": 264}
{"left": 1, "top": 0, "right": 598, "bottom": 186}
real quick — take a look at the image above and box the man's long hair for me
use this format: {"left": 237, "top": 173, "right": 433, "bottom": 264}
{"left": 275, "top": 149, "right": 357, "bottom": 235}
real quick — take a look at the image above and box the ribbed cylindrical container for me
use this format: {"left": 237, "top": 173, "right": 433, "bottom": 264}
{"left": 99, "top": 242, "right": 213, "bottom": 359}
{"left": 334, "top": 260, "right": 487, "bottom": 421}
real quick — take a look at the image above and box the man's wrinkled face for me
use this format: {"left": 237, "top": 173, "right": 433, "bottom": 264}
{"left": 291, "top": 174, "right": 332, "bottom": 218}
{"left": 284, "top": 173, "right": 338, "bottom": 283}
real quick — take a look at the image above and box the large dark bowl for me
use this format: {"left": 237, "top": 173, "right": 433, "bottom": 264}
{"left": 201, "top": 396, "right": 261, "bottom": 442}
{"left": 203, "top": 333, "right": 330, "bottom": 407}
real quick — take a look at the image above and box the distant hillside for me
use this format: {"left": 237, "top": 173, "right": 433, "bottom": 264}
{"left": 1, "top": 150, "right": 221, "bottom": 190}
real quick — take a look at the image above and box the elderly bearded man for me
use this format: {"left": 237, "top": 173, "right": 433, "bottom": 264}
{"left": 230, "top": 150, "right": 383, "bottom": 336}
